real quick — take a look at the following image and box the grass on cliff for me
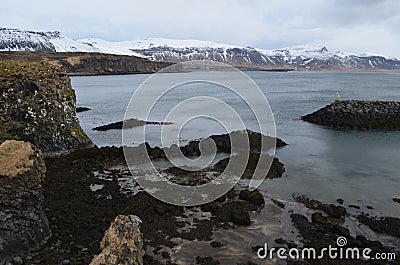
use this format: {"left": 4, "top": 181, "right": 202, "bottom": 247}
{"left": 0, "top": 60, "right": 66, "bottom": 89}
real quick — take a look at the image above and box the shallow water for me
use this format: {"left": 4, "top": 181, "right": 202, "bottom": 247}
{"left": 72, "top": 71, "right": 400, "bottom": 217}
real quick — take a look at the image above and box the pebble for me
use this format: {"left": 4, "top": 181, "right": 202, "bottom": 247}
{"left": 12, "top": 257, "right": 23, "bottom": 265}
{"left": 62, "top": 259, "right": 71, "bottom": 265}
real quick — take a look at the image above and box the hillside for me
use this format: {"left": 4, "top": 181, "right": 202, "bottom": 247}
{"left": 0, "top": 51, "right": 171, "bottom": 75}
{"left": 1, "top": 28, "right": 400, "bottom": 72}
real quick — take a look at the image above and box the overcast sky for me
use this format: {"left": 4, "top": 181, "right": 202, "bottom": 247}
{"left": 1, "top": 0, "right": 400, "bottom": 57}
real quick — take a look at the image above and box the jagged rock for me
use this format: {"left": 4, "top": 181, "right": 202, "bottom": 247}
{"left": 326, "top": 204, "right": 346, "bottom": 219}
{"left": 0, "top": 61, "right": 92, "bottom": 156}
{"left": 357, "top": 214, "right": 400, "bottom": 238}
{"left": 336, "top": 198, "right": 344, "bottom": 204}
{"left": 92, "top": 118, "right": 172, "bottom": 131}
{"left": 311, "top": 212, "right": 327, "bottom": 225}
{"left": 0, "top": 140, "right": 51, "bottom": 263}
{"left": 76, "top": 107, "right": 91, "bottom": 113}
{"left": 213, "top": 152, "right": 285, "bottom": 179}
{"left": 181, "top": 130, "right": 287, "bottom": 157}
{"left": 231, "top": 209, "right": 251, "bottom": 226}
{"left": 90, "top": 215, "right": 143, "bottom": 265}
{"left": 239, "top": 189, "right": 265, "bottom": 205}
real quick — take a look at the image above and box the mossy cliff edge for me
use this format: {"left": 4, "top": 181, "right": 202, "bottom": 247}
{"left": 0, "top": 60, "right": 92, "bottom": 155}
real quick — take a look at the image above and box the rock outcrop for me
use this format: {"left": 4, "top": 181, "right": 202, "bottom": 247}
{"left": 0, "top": 60, "right": 92, "bottom": 155}
{"left": 0, "top": 140, "right": 51, "bottom": 263}
{"left": 90, "top": 215, "right": 143, "bottom": 265}
{"left": 137, "top": 130, "right": 287, "bottom": 160}
{"left": 302, "top": 100, "right": 400, "bottom": 130}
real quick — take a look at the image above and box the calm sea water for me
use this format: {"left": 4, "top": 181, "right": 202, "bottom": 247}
{"left": 72, "top": 71, "right": 400, "bottom": 217}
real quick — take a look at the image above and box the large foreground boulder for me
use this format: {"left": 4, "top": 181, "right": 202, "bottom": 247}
{"left": 0, "top": 61, "right": 92, "bottom": 155}
{"left": 0, "top": 140, "right": 51, "bottom": 263}
{"left": 90, "top": 215, "right": 144, "bottom": 265}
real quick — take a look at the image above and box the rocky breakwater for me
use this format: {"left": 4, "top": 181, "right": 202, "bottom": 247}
{"left": 0, "top": 60, "right": 92, "bottom": 155}
{"left": 90, "top": 215, "right": 143, "bottom": 265}
{"left": 0, "top": 140, "right": 51, "bottom": 264}
{"left": 302, "top": 100, "right": 400, "bottom": 130}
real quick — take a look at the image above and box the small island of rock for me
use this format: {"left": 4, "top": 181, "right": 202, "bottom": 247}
{"left": 301, "top": 100, "right": 400, "bottom": 130}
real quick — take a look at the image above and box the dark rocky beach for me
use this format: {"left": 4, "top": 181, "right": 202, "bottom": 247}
{"left": 22, "top": 145, "right": 398, "bottom": 265}
{"left": 25, "top": 145, "right": 281, "bottom": 264}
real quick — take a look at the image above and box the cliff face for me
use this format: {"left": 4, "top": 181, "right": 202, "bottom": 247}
{"left": 90, "top": 215, "right": 143, "bottom": 265}
{"left": 0, "top": 60, "right": 92, "bottom": 155}
{"left": 0, "top": 140, "right": 51, "bottom": 263}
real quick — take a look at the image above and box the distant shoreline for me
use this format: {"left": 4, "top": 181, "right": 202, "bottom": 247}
{"left": 1, "top": 51, "right": 400, "bottom": 76}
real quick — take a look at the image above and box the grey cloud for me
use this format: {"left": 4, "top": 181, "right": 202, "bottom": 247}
{"left": 313, "top": 0, "right": 400, "bottom": 26}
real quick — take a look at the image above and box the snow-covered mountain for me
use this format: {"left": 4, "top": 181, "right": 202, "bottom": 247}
{"left": 1, "top": 28, "right": 400, "bottom": 71}
{"left": 0, "top": 28, "right": 142, "bottom": 56}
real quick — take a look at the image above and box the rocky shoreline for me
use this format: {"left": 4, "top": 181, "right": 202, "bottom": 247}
{"left": 25, "top": 145, "right": 283, "bottom": 264}
{"left": 1, "top": 60, "right": 399, "bottom": 265}
{"left": 301, "top": 100, "right": 400, "bottom": 130}
{"left": 22, "top": 145, "right": 398, "bottom": 264}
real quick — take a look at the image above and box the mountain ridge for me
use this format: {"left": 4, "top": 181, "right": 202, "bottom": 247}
{"left": 1, "top": 27, "right": 400, "bottom": 71}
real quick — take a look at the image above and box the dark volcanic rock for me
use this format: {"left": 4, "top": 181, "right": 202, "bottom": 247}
{"left": 301, "top": 100, "right": 400, "bottom": 130}
{"left": 93, "top": 118, "right": 173, "bottom": 131}
{"left": 393, "top": 197, "right": 400, "bottom": 204}
{"left": 336, "top": 198, "right": 344, "bottom": 204}
{"left": 290, "top": 212, "right": 397, "bottom": 265}
{"left": 163, "top": 166, "right": 217, "bottom": 186}
{"left": 0, "top": 140, "right": 51, "bottom": 263}
{"left": 210, "top": 130, "right": 288, "bottom": 152}
{"left": 357, "top": 214, "right": 400, "bottom": 238}
{"left": 0, "top": 61, "right": 92, "bottom": 155}
{"left": 195, "top": 256, "right": 220, "bottom": 265}
{"left": 213, "top": 152, "right": 285, "bottom": 180}
{"left": 231, "top": 209, "right": 251, "bottom": 226}
{"left": 326, "top": 204, "right": 347, "bottom": 219}
{"left": 302, "top": 100, "right": 400, "bottom": 130}
{"left": 295, "top": 195, "right": 346, "bottom": 219}
{"left": 32, "top": 146, "right": 266, "bottom": 263}
{"left": 214, "top": 201, "right": 257, "bottom": 226}
{"left": 210, "top": 241, "right": 223, "bottom": 248}
{"left": 311, "top": 212, "right": 327, "bottom": 225}
{"left": 76, "top": 107, "right": 91, "bottom": 113}
{"left": 127, "top": 130, "right": 287, "bottom": 162}
{"left": 239, "top": 189, "right": 265, "bottom": 205}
